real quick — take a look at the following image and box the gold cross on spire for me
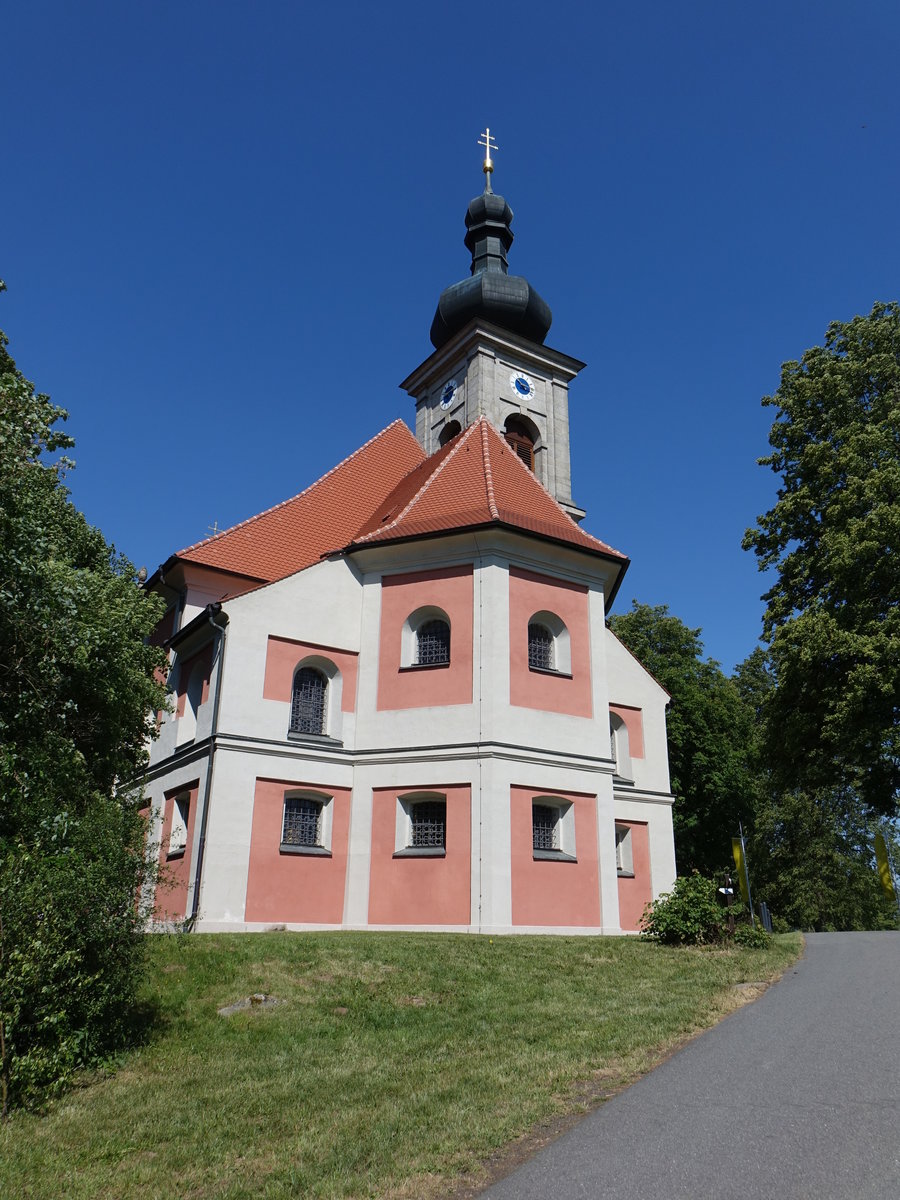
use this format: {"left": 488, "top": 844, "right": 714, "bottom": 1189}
{"left": 477, "top": 127, "right": 497, "bottom": 177}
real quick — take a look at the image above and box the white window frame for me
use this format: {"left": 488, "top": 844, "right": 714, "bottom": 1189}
{"left": 393, "top": 791, "right": 447, "bottom": 857}
{"left": 280, "top": 790, "right": 333, "bottom": 856}
{"left": 531, "top": 796, "right": 576, "bottom": 861}
{"left": 526, "top": 610, "right": 571, "bottom": 675}
{"left": 615, "top": 823, "right": 634, "bottom": 876}
{"left": 400, "top": 606, "right": 452, "bottom": 669}
{"left": 610, "top": 712, "right": 633, "bottom": 780}
{"left": 167, "top": 792, "right": 190, "bottom": 858}
{"left": 288, "top": 657, "right": 343, "bottom": 742}
{"left": 176, "top": 663, "right": 205, "bottom": 746}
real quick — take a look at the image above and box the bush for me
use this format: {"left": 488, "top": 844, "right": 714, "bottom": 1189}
{"left": 733, "top": 921, "right": 773, "bottom": 948}
{"left": 640, "top": 872, "right": 726, "bottom": 945}
{"left": 0, "top": 800, "right": 152, "bottom": 1110}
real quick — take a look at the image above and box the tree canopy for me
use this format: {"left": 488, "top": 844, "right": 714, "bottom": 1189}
{"left": 743, "top": 302, "right": 900, "bottom": 817}
{"left": 0, "top": 315, "right": 167, "bottom": 1109}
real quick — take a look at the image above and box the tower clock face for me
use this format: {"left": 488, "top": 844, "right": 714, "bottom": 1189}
{"left": 440, "top": 380, "right": 458, "bottom": 409}
{"left": 510, "top": 372, "right": 535, "bottom": 400}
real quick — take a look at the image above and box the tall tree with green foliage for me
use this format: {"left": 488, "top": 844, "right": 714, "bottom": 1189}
{"left": 743, "top": 302, "right": 900, "bottom": 817}
{"left": 733, "top": 650, "right": 897, "bottom": 930}
{"left": 608, "top": 602, "right": 757, "bottom": 875}
{"left": 0, "top": 307, "right": 167, "bottom": 1110}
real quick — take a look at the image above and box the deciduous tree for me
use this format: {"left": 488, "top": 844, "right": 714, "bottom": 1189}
{"left": 0, "top": 311, "right": 167, "bottom": 1109}
{"left": 743, "top": 302, "right": 900, "bottom": 816}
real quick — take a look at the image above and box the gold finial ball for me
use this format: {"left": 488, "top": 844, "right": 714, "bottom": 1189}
{"left": 483, "top": 156, "right": 494, "bottom": 174}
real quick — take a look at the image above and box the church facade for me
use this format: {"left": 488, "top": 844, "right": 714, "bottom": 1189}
{"left": 143, "top": 148, "right": 676, "bottom": 934}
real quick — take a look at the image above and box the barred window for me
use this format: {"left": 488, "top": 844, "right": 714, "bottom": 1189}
{"left": 532, "top": 803, "right": 560, "bottom": 852}
{"left": 290, "top": 667, "right": 327, "bottom": 735}
{"left": 282, "top": 797, "right": 323, "bottom": 847}
{"left": 415, "top": 619, "right": 450, "bottom": 666}
{"left": 528, "top": 623, "right": 554, "bottom": 671}
{"left": 410, "top": 800, "right": 446, "bottom": 849}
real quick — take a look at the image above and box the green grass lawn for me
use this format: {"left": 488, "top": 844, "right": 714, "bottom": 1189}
{"left": 1, "top": 931, "right": 802, "bottom": 1199}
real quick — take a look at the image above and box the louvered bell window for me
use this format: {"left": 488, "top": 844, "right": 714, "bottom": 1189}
{"left": 290, "top": 667, "right": 327, "bottom": 735}
{"left": 504, "top": 420, "right": 535, "bottom": 471}
{"left": 528, "top": 623, "right": 554, "bottom": 671}
{"left": 410, "top": 800, "right": 446, "bottom": 849}
{"left": 532, "top": 804, "right": 560, "bottom": 852}
{"left": 282, "top": 797, "right": 322, "bottom": 847}
{"left": 415, "top": 620, "right": 450, "bottom": 666}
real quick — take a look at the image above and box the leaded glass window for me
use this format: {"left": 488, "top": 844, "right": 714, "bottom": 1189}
{"left": 290, "top": 667, "right": 327, "bottom": 735}
{"left": 415, "top": 620, "right": 450, "bottom": 666}
{"left": 410, "top": 800, "right": 446, "bottom": 848}
{"left": 528, "top": 623, "right": 554, "bottom": 671}
{"left": 282, "top": 797, "right": 322, "bottom": 847}
{"left": 532, "top": 804, "right": 560, "bottom": 852}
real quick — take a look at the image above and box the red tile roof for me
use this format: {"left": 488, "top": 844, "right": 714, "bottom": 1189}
{"left": 348, "top": 417, "right": 628, "bottom": 564}
{"left": 170, "top": 417, "right": 627, "bottom": 595}
{"left": 176, "top": 420, "right": 424, "bottom": 581}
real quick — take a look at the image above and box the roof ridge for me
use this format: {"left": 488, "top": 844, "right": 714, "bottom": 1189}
{"left": 482, "top": 419, "right": 627, "bottom": 559}
{"left": 177, "top": 419, "right": 418, "bottom": 556}
{"left": 353, "top": 420, "right": 482, "bottom": 544}
{"left": 480, "top": 417, "right": 500, "bottom": 520}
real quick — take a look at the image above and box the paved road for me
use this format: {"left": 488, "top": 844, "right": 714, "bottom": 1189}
{"left": 480, "top": 932, "right": 900, "bottom": 1199}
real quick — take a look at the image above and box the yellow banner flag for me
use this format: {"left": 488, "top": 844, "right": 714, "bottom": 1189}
{"left": 874, "top": 833, "right": 897, "bottom": 902}
{"left": 732, "top": 838, "right": 750, "bottom": 905}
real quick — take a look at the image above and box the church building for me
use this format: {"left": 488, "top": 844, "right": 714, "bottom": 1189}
{"left": 143, "top": 135, "right": 676, "bottom": 934}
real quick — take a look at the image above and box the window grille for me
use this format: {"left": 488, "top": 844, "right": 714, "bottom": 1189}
{"left": 528, "top": 623, "right": 554, "bottom": 671}
{"left": 282, "top": 797, "right": 322, "bottom": 847}
{"left": 410, "top": 800, "right": 446, "bottom": 848}
{"left": 290, "top": 667, "right": 327, "bottom": 734}
{"left": 416, "top": 620, "right": 450, "bottom": 666}
{"left": 532, "top": 804, "right": 560, "bottom": 852}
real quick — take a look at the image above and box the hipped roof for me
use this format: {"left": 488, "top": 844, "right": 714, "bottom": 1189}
{"left": 170, "top": 416, "right": 628, "bottom": 596}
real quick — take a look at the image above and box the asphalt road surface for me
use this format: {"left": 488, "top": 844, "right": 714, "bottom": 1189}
{"left": 479, "top": 932, "right": 900, "bottom": 1200}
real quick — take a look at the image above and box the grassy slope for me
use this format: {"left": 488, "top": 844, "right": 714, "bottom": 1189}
{"left": 1, "top": 931, "right": 801, "bottom": 1199}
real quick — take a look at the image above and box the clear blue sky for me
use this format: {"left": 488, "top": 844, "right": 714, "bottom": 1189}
{"left": 4, "top": 1, "right": 899, "bottom": 672}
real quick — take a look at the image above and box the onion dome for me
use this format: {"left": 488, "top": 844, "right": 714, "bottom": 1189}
{"left": 429, "top": 132, "right": 552, "bottom": 349}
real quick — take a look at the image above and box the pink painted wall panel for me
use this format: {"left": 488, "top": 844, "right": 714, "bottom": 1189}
{"left": 508, "top": 567, "right": 592, "bottom": 717}
{"left": 263, "top": 636, "right": 359, "bottom": 712}
{"left": 244, "top": 777, "right": 351, "bottom": 924}
{"left": 616, "top": 821, "right": 652, "bottom": 931}
{"left": 509, "top": 785, "right": 601, "bottom": 927}
{"left": 368, "top": 785, "right": 471, "bottom": 925}
{"left": 155, "top": 780, "right": 199, "bottom": 921}
{"left": 377, "top": 565, "right": 474, "bottom": 711}
{"left": 609, "top": 704, "right": 645, "bottom": 758}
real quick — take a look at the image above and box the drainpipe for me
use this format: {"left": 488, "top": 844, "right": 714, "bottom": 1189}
{"left": 189, "top": 603, "right": 229, "bottom": 926}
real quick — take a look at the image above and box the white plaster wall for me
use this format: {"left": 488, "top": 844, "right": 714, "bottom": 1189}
{"left": 216, "top": 557, "right": 364, "bottom": 744}
{"left": 613, "top": 792, "right": 677, "bottom": 902}
{"left": 604, "top": 627, "right": 672, "bottom": 794}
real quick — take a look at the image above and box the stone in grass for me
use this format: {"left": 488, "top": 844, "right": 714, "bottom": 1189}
{"left": 217, "top": 993, "right": 281, "bottom": 1017}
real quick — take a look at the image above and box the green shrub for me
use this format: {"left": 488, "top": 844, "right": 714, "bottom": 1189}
{"left": 640, "top": 872, "right": 726, "bottom": 945}
{"left": 732, "top": 922, "right": 773, "bottom": 948}
{"left": 0, "top": 800, "right": 152, "bottom": 1110}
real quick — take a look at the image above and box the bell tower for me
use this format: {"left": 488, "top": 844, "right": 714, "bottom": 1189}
{"left": 400, "top": 129, "right": 586, "bottom": 522}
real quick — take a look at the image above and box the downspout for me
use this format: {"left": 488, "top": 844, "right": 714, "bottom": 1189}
{"left": 189, "top": 604, "right": 229, "bottom": 926}
{"left": 473, "top": 534, "right": 484, "bottom": 933}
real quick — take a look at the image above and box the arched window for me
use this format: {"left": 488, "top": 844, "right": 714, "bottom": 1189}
{"left": 504, "top": 415, "right": 536, "bottom": 471}
{"left": 609, "top": 712, "right": 632, "bottom": 779}
{"left": 526, "top": 611, "right": 570, "bottom": 675}
{"left": 439, "top": 420, "right": 462, "bottom": 447}
{"left": 528, "top": 623, "right": 554, "bottom": 671}
{"left": 290, "top": 667, "right": 327, "bottom": 735}
{"left": 282, "top": 795, "right": 323, "bottom": 848}
{"left": 416, "top": 619, "right": 450, "bottom": 666}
